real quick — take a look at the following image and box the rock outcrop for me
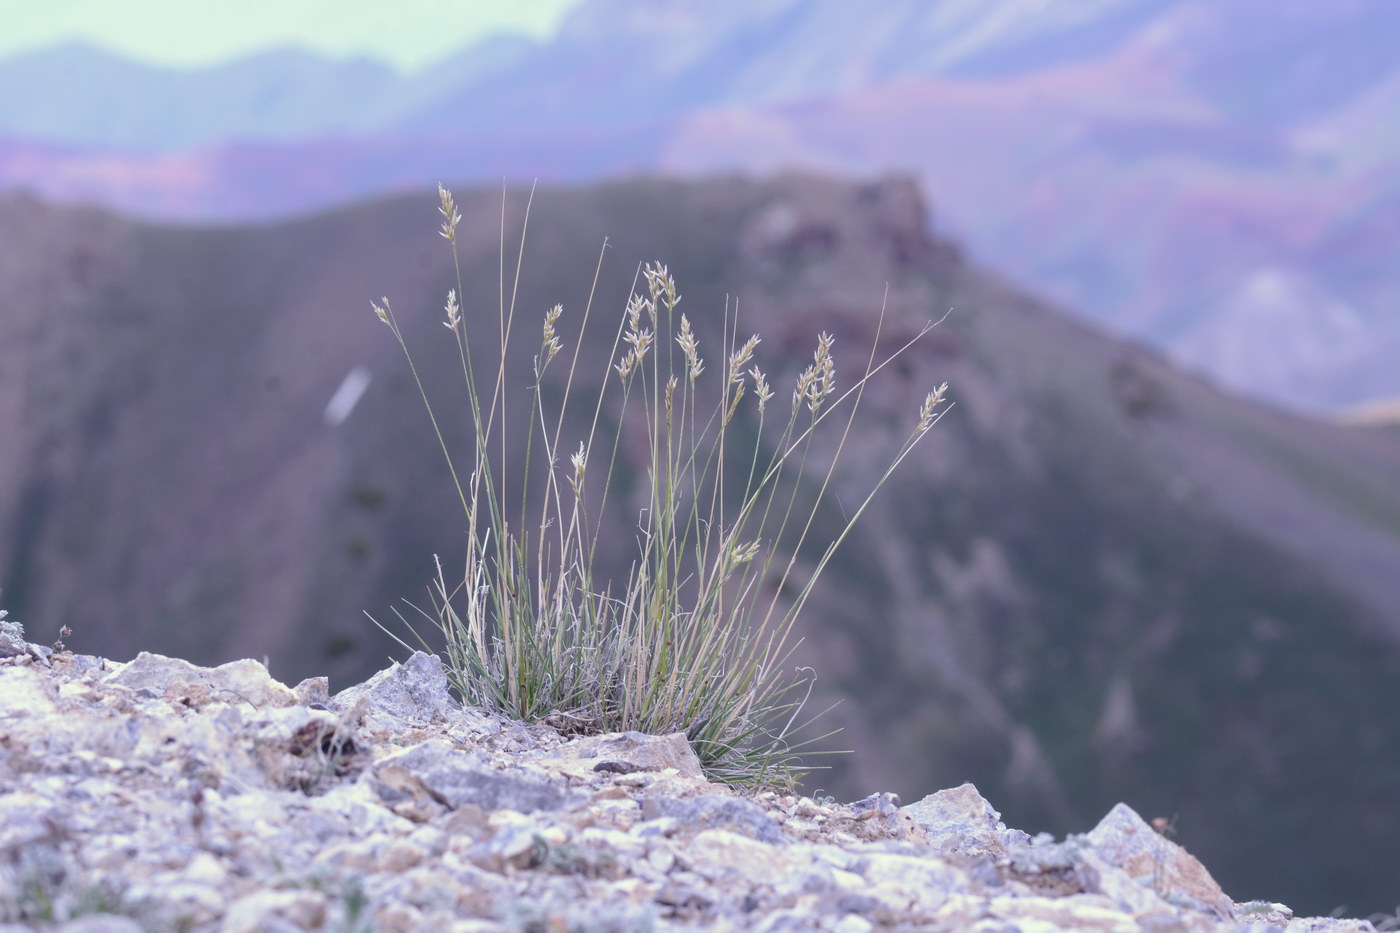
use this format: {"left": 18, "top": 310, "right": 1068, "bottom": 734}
{"left": 0, "top": 636, "right": 1376, "bottom": 931}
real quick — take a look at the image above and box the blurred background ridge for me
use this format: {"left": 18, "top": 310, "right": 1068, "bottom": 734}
{"left": 4, "top": 0, "right": 1400, "bottom": 412}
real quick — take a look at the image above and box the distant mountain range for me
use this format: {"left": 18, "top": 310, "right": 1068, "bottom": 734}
{"left": 3, "top": 175, "right": 1399, "bottom": 915}
{"left": 4, "top": 0, "right": 1400, "bottom": 412}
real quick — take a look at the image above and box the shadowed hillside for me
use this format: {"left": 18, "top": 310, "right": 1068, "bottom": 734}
{"left": 1, "top": 176, "right": 1398, "bottom": 915}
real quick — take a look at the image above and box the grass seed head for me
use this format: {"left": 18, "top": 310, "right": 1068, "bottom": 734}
{"left": 725, "top": 381, "right": 746, "bottom": 424}
{"left": 677, "top": 314, "right": 704, "bottom": 382}
{"left": 569, "top": 442, "right": 587, "bottom": 496}
{"left": 750, "top": 367, "right": 774, "bottom": 413}
{"left": 437, "top": 183, "right": 461, "bottom": 243}
{"left": 615, "top": 349, "right": 638, "bottom": 381}
{"left": 917, "top": 382, "right": 950, "bottom": 434}
{"left": 643, "top": 262, "right": 679, "bottom": 311}
{"left": 444, "top": 289, "right": 461, "bottom": 331}
{"left": 728, "top": 538, "right": 762, "bottom": 565}
{"left": 542, "top": 304, "right": 563, "bottom": 362}
{"left": 794, "top": 332, "right": 837, "bottom": 413}
{"left": 729, "top": 334, "right": 760, "bottom": 385}
{"left": 622, "top": 293, "right": 654, "bottom": 370}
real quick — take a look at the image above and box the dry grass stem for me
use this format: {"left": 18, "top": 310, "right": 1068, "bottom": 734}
{"left": 370, "top": 186, "right": 950, "bottom": 786}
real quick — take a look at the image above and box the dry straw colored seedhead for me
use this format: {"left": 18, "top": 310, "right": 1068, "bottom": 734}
{"left": 371, "top": 184, "right": 950, "bottom": 787}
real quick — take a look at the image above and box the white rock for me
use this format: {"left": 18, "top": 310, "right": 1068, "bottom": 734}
{"left": 0, "top": 648, "right": 1368, "bottom": 933}
{"left": 0, "top": 664, "right": 59, "bottom": 717}
{"left": 1086, "top": 802, "right": 1235, "bottom": 920}
{"left": 832, "top": 916, "right": 874, "bottom": 933}
{"left": 106, "top": 652, "right": 297, "bottom": 709}
{"left": 685, "top": 829, "right": 804, "bottom": 885}
{"left": 222, "top": 890, "right": 328, "bottom": 933}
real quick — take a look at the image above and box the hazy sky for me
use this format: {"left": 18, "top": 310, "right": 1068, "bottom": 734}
{"left": 0, "top": 0, "right": 585, "bottom": 71}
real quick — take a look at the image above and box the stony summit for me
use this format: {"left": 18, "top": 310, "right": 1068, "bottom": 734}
{"left": 0, "top": 628, "right": 1377, "bottom": 931}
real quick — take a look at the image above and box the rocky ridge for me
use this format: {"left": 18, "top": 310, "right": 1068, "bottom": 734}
{"left": 0, "top": 622, "right": 1378, "bottom": 932}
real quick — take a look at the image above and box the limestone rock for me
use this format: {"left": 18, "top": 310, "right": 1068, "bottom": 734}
{"left": 330, "top": 650, "right": 458, "bottom": 730}
{"left": 903, "top": 781, "right": 1026, "bottom": 861}
{"left": 374, "top": 739, "right": 580, "bottom": 815}
{"left": 105, "top": 652, "right": 297, "bottom": 708}
{"left": 0, "top": 608, "right": 23, "bottom": 655}
{"left": 642, "top": 794, "right": 785, "bottom": 843}
{"left": 1087, "top": 802, "right": 1236, "bottom": 920}
{"left": 0, "top": 663, "right": 59, "bottom": 718}
{"left": 222, "top": 890, "right": 328, "bottom": 933}
{"left": 538, "top": 729, "right": 704, "bottom": 781}
{"left": 292, "top": 675, "right": 329, "bottom": 707}
{"left": 0, "top": 642, "right": 1377, "bottom": 932}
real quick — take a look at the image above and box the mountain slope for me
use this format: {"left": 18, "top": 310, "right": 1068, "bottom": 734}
{"left": 0, "top": 42, "right": 408, "bottom": 151}
{"left": 1, "top": 177, "right": 1398, "bottom": 914}
{"left": 0, "top": 2, "right": 1169, "bottom": 149}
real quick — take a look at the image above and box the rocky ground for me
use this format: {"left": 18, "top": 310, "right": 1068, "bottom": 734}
{"left": 0, "top": 616, "right": 1382, "bottom": 931}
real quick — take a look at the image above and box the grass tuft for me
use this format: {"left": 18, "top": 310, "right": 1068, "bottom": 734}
{"left": 371, "top": 185, "right": 950, "bottom": 787}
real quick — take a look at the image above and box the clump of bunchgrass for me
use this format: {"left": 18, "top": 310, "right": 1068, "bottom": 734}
{"left": 372, "top": 185, "right": 950, "bottom": 787}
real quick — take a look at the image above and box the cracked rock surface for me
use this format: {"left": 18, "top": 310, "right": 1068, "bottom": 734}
{"left": 0, "top": 643, "right": 1378, "bottom": 932}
